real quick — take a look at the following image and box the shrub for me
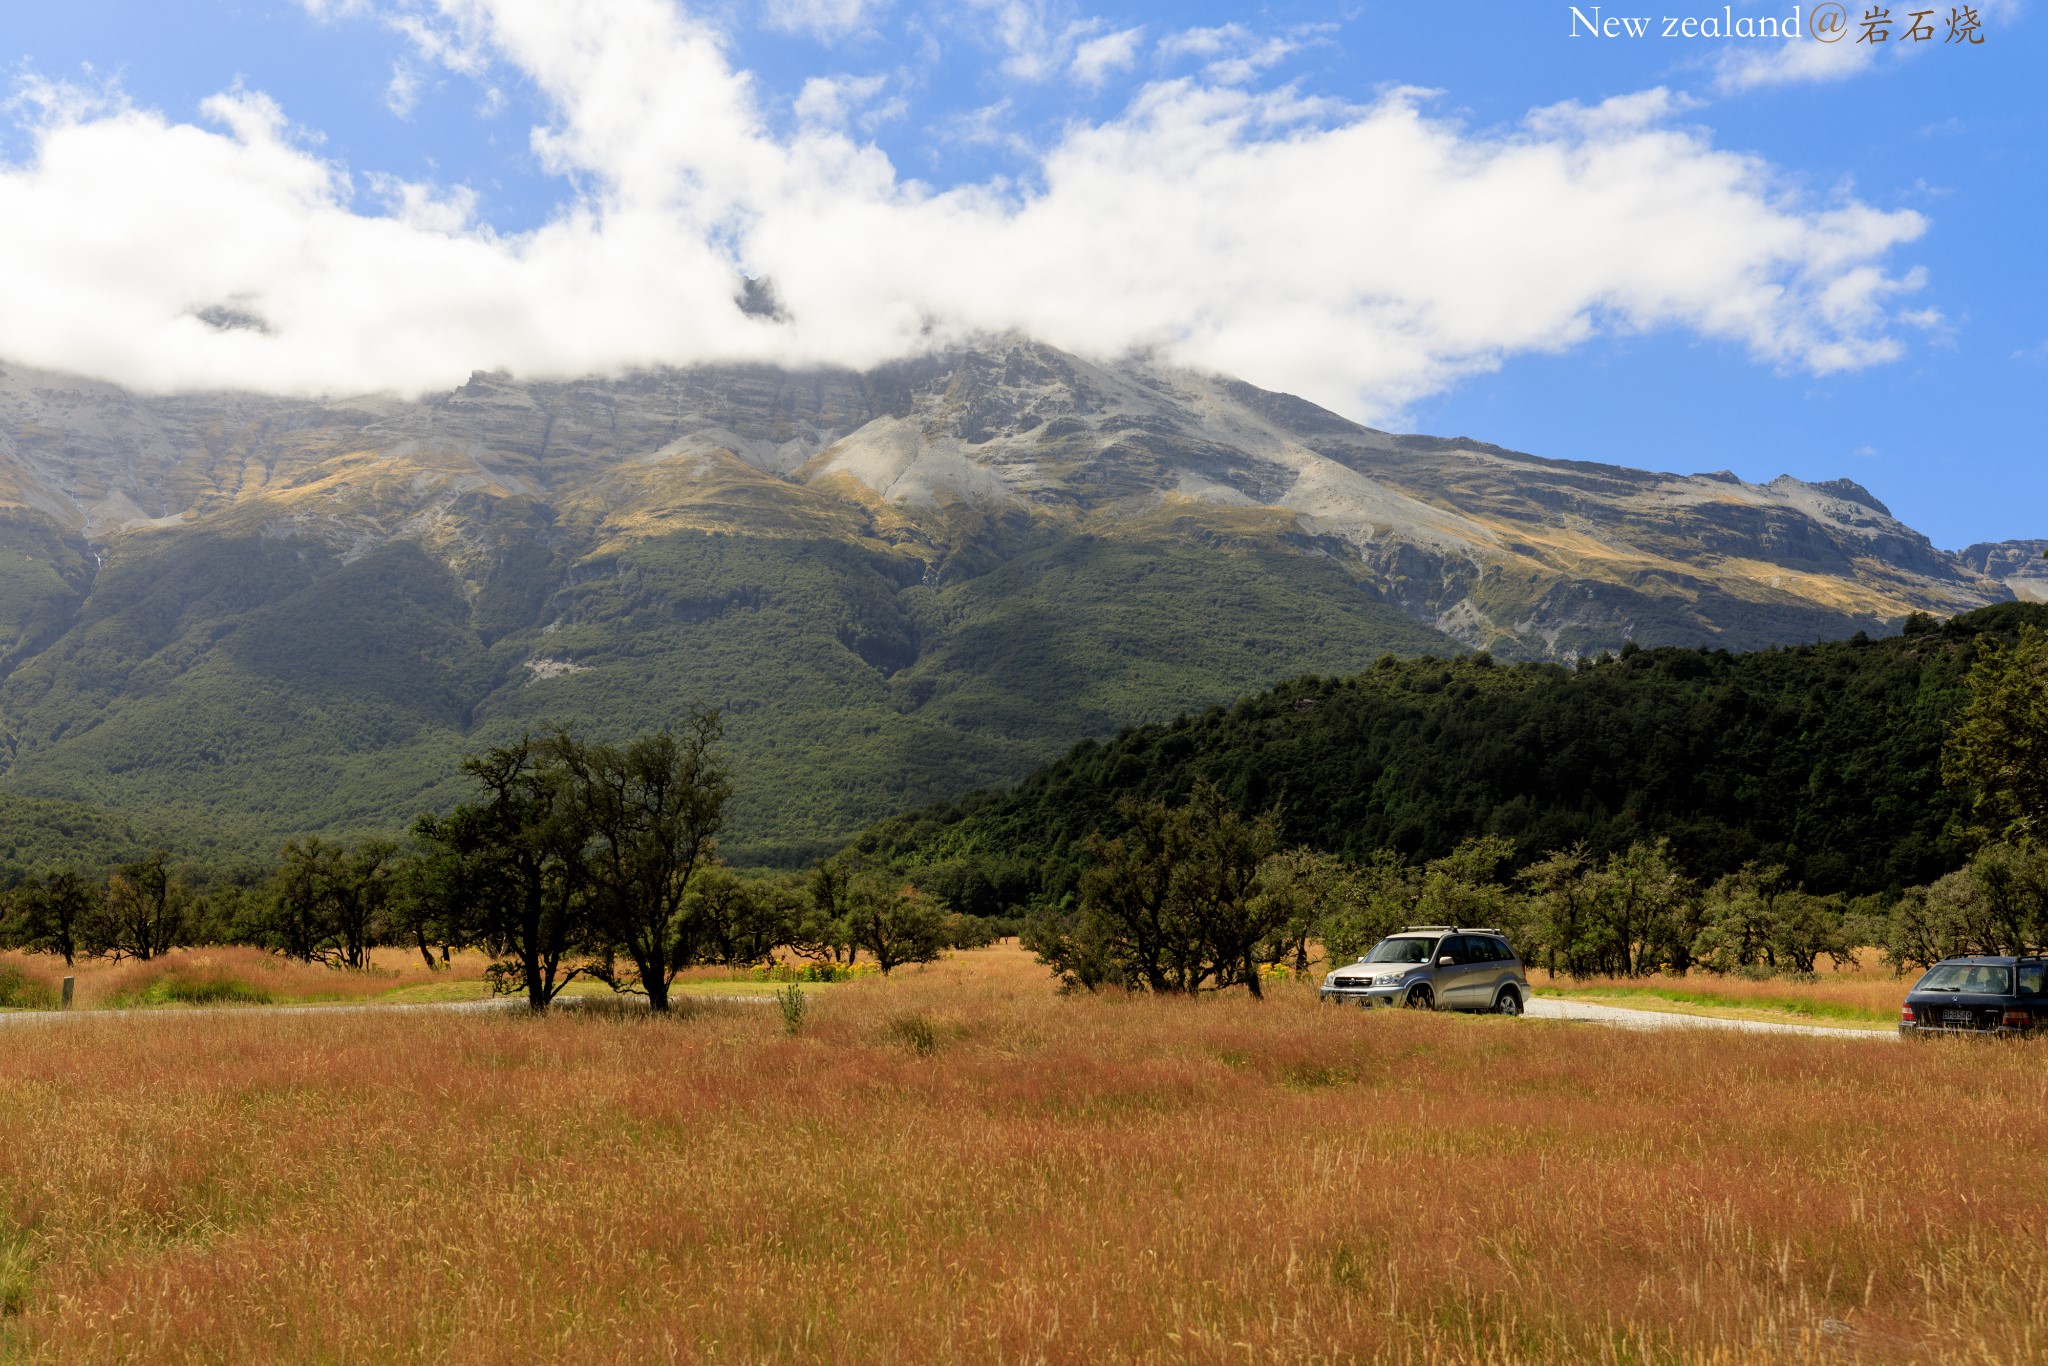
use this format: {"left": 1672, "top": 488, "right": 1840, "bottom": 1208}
{"left": 746, "top": 961, "right": 876, "bottom": 983}
{"left": 104, "top": 968, "right": 273, "bottom": 1009}
{"left": 775, "top": 983, "right": 807, "bottom": 1035}
{"left": 886, "top": 1012, "right": 938, "bottom": 1056}
{"left": 0, "top": 964, "right": 59, "bottom": 1011}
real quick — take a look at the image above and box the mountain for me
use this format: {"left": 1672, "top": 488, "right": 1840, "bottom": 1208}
{"left": 852, "top": 602, "right": 2048, "bottom": 908}
{"left": 0, "top": 339, "right": 2016, "bottom": 863}
{"left": 1958, "top": 540, "right": 2048, "bottom": 603}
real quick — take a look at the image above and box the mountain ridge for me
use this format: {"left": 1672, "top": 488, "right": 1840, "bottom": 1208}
{"left": 0, "top": 339, "right": 2023, "bottom": 860}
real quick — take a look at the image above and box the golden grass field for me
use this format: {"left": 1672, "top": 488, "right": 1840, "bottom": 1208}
{"left": 2, "top": 944, "right": 2043, "bottom": 1364}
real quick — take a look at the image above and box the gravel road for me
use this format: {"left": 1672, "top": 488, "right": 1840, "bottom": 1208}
{"left": 1525, "top": 995, "right": 1893, "bottom": 1041}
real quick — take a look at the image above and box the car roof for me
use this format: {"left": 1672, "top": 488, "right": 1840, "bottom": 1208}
{"left": 1389, "top": 927, "right": 1507, "bottom": 937}
{"left": 1932, "top": 955, "right": 2044, "bottom": 965}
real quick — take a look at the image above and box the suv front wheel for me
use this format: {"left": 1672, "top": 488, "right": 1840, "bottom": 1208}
{"left": 1404, "top": 984, "right": 1435, "bottom": 1010}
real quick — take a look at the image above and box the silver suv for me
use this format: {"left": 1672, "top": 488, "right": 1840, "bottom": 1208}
{"left": 1318, "top": 927, "right": 1529, "bottom": 1015}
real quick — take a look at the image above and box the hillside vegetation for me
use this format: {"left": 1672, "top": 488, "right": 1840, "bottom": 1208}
{"left": 856, "top": 602, "right": 2048, "bottom": 904}
{"left": 0, "top": 530, "right": 1448, "bottom": 868}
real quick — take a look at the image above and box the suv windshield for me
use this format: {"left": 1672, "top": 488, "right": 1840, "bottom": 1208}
{"left": 1364, "top": 937, "right": 1438, "bottom": 964}
{"left": 1917, "top": 963, "right": 2014, "bottom": 994}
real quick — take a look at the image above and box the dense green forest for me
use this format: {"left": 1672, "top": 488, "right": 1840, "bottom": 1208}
{"left": 0, "top": 529, "right": 1452, "bottom": 869}
{"left": 7, "top": 605, "right": 2043, "bottom": 995}
{"left": 855, "top": 602, "right": 2048, "bottom": 912}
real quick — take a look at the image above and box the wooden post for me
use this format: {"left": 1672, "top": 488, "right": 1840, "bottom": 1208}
{"left": 61, "top": 976, "right": 75, "bottom": 1010}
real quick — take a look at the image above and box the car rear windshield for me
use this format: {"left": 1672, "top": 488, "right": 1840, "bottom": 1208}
{"left": 1364, "top": 937, "right": 1437, "bottom": 964}
{"left": 1917, "top": 964, "right": 2014, "bottom": 994}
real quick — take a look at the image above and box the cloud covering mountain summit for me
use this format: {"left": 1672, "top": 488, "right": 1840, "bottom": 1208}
{"left": 0, "top": 0, "right": 1934, "bottom": 417}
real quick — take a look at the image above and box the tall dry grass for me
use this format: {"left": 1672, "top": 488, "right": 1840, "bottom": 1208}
{"left": 2, "top": 944, "right": 2043, "bottom": 1363}
{"left": 0, "top": 947, "right": 491, "bottom": 1011}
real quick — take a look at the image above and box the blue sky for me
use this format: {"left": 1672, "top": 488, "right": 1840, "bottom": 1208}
{"left": 1, "top": 0, "right": 2040, "bottom": 548}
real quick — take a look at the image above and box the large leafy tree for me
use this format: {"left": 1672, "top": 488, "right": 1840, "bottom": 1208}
{"left": 81, "top": 851, "right": 189, "bottom": 962}
{"left": 414, "top": 738, "right": 595, "bottom": 1012}
{"left": 3, "top": 867, "right": 99, "bottom": 966}
{"left": 550, "top": 715, "right": 731, "bottom": 1012}
{"left": 265, "top": 837, "right": 399, "bottom": 969}
{"left": 843, "top": 870, "right": 949, "bottom": 975}
{"left": 1029, "top": 782, "right": 1281, "bottom": 995}
{"left": 678, "top": 868, "right": 802, "bottom": 970}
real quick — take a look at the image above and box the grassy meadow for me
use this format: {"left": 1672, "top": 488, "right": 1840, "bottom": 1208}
{"left": 2, "top": 945, "right": 2043, "bottom": 1363}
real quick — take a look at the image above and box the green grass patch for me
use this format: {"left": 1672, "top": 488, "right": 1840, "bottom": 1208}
{"left": 0, "top": 966, "right": 58, "bottom": 1012}
{"left": 104, "top": 971, "right": 274, "bottom": 1009}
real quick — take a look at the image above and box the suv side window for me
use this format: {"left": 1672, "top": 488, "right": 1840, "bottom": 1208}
{"left": 1438, "top": 936, "right": 1467, "bottom": 964}
{"left": 2021, "top": 965, "right": 2047, "bottom": 996}
{"left": 1487, "top": 937, "right": 1514, "bottom": 963}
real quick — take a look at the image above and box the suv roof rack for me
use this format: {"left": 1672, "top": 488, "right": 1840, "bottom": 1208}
{"left": 1397, "top": 926, "right": 1504, "bottom": 935}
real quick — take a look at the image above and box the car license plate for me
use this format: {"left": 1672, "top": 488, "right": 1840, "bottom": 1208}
{"left": 1942, "top": 1010, "right": 1975, "bottom": 1027}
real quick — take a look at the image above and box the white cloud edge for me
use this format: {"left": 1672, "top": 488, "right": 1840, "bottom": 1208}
{"left": 0, "top": 0, "right": 1936, "bottom": 425}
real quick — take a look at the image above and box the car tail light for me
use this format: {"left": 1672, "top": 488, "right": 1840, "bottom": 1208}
{"left": 1900, "top": 1004, "right": 1915, "bottom": 1024}
{"left": 2003, "top": 1008, "right": 2031, "bottom": 1029}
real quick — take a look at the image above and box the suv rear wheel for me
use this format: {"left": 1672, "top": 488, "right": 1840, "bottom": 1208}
{"left": 1493, "top": 987, "right": 1523, "bottom": 1017}
{"left": 1404, "top": 984, "right": 1435, "bottom": 1010}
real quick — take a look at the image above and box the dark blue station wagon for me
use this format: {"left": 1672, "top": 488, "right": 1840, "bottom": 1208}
{"left": 1900, "top": 957, "right": 2048, "bottom": 1036}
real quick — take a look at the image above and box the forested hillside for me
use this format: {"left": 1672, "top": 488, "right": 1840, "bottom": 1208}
{"left": 856, "top": 602, "right": 2048, "bottom": 908}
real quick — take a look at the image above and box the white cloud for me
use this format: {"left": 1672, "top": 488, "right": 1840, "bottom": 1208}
{"left": 794, "top": 73, "right": 892, "bottom": 130}
{"left": 384, "top": 62, "right": 423, "bottom": 117}
{"left": 367, "top": 172, "right": 479, "bottom": 232}
{"left": 765, "top": 0, "right": 887, "bottom": 40}
{"left": 1070, "top": 26, "right": 1142, "bottom": 87}
{"left": 960, "top": 0, "right": 1104, "bottom": 81}
{"left": 1711, "top": 2, "right": 2024, "bottom": 98}
{"left": 1713, "top": 36, "right": 1874, "bottom": 94}
{"left": 1157, "top": 23, "right": 1319, "bottom": 86}
{"left": 0, "top": 0, "right": 1935, "bottom": 421}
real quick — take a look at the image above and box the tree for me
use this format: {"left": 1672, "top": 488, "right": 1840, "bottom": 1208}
{"left": 1321, "top": 849, "right": 1422, "bottom": 964}
{"left": 1597, "top": 840, "right": 1696, "bottom": 976}
{"left": 4, "top": 867, "right": 99, "bottom": 965}
{"left": 265, "top": 839, "right": 336, "bottom": 964}
{"left": 390, "top": 847, "right": 458, "bottom": 970}
{"left": 1252, "top": 847, "right": 1357, "bottom": 973}
{"left": 795, "top": 855, "right": 860, "bottom": 964}
{"left": 677, "top": 868, "right": 799, "bottom": 969}
{"left": 1692, "top": 863, "right": 1779, "bottom": 974}
{"left": 1944, "top": 625, "right": 2048, "bottom": 844}
{"left": 414, "top": 737, "right": 596, "bottom": 1012}
{"left": 1884, "top": 841, "right": 2048, "bottom": 968}
{"left": 1693, "top": 864, "right": 1852, "bottom": 976}
{"left": 844, "top": 870, "right": 949, "bottom": 975}
{"left": 1412, "top": 836, "right": 1521, "bottom": 943}
{"left": 1029, "top": 783, "right": 1281, "bottom": 995}
{"left": 1520, "top": 844, "right": 1599, "bottom": 977}
{"left": 1768, "top": 890, "right": 1853, "bottom": 975}
{"left": 82, "top": 851, "right": 189, "bottom": 962}
{"left": 264, "top": 837, "right": 399, "bottom": 969}
{"left": 551, "top": 716, "right": 731, "bottom": 1012}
